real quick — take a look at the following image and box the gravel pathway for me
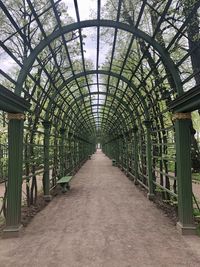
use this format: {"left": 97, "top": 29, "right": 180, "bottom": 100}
{"left": 0, "top": 150, "right": 200, "bottom": 267}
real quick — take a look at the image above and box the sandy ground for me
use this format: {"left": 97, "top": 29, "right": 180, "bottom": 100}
{"left": 0, "top": 150, "right": 200, "bottom": 267}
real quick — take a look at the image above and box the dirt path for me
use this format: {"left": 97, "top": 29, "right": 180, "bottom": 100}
{"left": 0, "top": 150, "right": 200, "bottom": 267}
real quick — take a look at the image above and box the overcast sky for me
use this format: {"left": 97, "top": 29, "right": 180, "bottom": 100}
{"left": 1, "top": 0, "right": 108, "bottom": 73}
{"left": 66, "top": 0, "right": 97, "bottom": 20}
{"left": 66, "top": 0, "right": 108, "bottom": 66}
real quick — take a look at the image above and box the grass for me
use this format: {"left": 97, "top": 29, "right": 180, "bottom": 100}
{"left": 196, "top": 224, "right": 200, "bottom": 236}
{"left": 0, "top": 215, "right": 5, "bottom": 225}
{"left": 194, "top": 208, "right": 200, "bottom": 217}
{"left": 192, "top": 173, "right": 200, "bottom": 182}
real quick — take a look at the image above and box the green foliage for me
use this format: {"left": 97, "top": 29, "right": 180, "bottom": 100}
{"left": 193, "top": 208, "right": 200, "bottom": 217}
{"left": 193, "top": 173, "right": 200, "bottom": 181}
{"left": 0, "top": 214, "right": 5, "bottom": 225}
{"left": 196, "top": 224, "right": 200, "bottom": 236}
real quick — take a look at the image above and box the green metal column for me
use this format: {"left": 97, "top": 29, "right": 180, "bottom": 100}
{"left": 72, "top": 137, "right": 75, "bottom": 168}
{"left": 77, "top": 139, "right": 80, "bottom": 165}
{"left": 125, "top": 138, "right": 129, "bottom": 175}
{"left": 68, "top": 133, "right": 72, "bottom": 171}
{"left": 74, "top": 137, "right": 78, "bottom": 167}
{"left": 121, "top": 138, "right": 125, "bottom": 168}
{"left": 42, "top": 121, "right": 52, "bottom": 201}
{"left": 73, "top": 137, "right": 76, "bottom": 167}
{"left": 133, "top": 127, "right": 139, "bottom": 185}
{"left": 80, "top": 140, "right": 83, "bottom": 161}
{"left": 118, "top": 138, "right": 122, "bottom": 167}
{"left": 144, "top": 120, "right": 154, "bottom": 200}
{"left": 116, "top": 139, "right": 119, "bottom": 164}
{"left": 127, "top": 138, "right": 130, "bottom": 172}
{"left": 174, "top": 112, "right": 196, "bottom": 234}
{"left": 59, "top": 128, "right": 65, "bottom": 177}
{"left": 3, "top": 113, "right": 24, "bottom": 237}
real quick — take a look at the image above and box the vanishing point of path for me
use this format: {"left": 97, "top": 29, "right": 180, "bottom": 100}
{"left": 0, "top": 150, "right": 200, "bottom": 267}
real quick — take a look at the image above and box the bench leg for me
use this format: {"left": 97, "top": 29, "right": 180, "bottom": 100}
{"left": 61, "top": 183, "right": 67, "bottom": 193}
{"left": 66, "top": 182, "right": 70, "bottom": 190}
{"left": 61, "top": 182, "right": 70, "bottom": 193}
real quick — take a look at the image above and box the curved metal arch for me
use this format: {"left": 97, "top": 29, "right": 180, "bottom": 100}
{"left": 42, "top": 70, "right": 145, "bottom": 136}
{"left": 95, "top": 120, "right": 129, "bottom": 136}
{"left": 60, "top": 95, "right": 136, "bottom": 135}
{"left": 66, "top": 108, "right": 130, "bottom": 135}
{"left": 48, "top": 84, "right": 141, "bottom": 130}
{"left": 58, "top": 92, "right": 136, "bottom": 128}
{"left": 48, "top": 68, "right": 159, "bottom": 112}
{"left": 45, "top": 70, "right": 148, "bottom": 123}
{"left": 46, "top": 83, "right": 139, "bottom": 119}
{"left": 70, "top": 106, "right": 130, "bottom": 131}
{"left": 57, "top": 95, "right": 142, "bottom": 138}
{"left": 15, "top": 19, "right": 183, "bottom": 98}
{"left": 74, "top": 113, "right": 129, "bottom": 136}
{"left": 49, "top": 99, "right": 137, "bottom": 140}
{"left": 94, "top": 122, "right": 125, "bottom": 135}
{"left": 47, "top": 83, "right": 136, "bottom": 116}
{"left": 61, "top": 111, "right": 126, "bottom": 137}
{"left": 72, "top": 107, "right": 132, "bottom": 134}
{"left": 49, "top": 91, "right": 141, "bottom": 137}
{"left": 72, "top": 103, "right": 132, "bottom": 124}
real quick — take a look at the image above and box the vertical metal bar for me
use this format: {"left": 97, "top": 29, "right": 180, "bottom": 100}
{"left": 144, "top": 120, "right": 154, "bottom": 200}
{"left": 42, "top": 121, "right": 52, "bottom": 201}
{"left": 3, "top": 113, "right": 24, "bottom": 237}
{"left": 133, "top": 127, "right": 139, "bottom": 185}
{"left": 59, "top": 128, "right": 65, "bottom": 177}
{"left": 174, "top": 113, "right": 196, "bottom": 235}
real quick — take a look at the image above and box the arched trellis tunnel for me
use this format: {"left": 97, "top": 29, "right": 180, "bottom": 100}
{"left": 1, "top": 0, "right": 200, "bottom": 237}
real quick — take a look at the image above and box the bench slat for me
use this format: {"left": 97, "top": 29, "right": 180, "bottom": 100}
{"left": 57, "top": 176, "right": 73, "bottom": 184}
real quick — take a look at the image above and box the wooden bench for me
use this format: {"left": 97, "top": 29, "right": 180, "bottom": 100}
{"left": 57, "top": 176, "right": 73, "bottom": 193}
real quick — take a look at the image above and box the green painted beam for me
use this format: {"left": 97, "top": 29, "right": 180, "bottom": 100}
{"left": 169, "top": 85, "right": 200, "bottom": 112}
{"left": 0, "top": 85, "right": 30, "bottom": 113}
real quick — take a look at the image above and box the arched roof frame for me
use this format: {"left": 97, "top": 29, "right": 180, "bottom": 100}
{"left": 11, "top": 19, "right": 184, "bottom": 139}
{"left": 46, "top": 83, "right": 142, "bottom": 132}
{"left": 48, "top": 92, "right": 137, "bottom": 130}
{"left": 30, "top": 73, "right": 143, "bottom": 136}
{"left": 61, "top": 103, "right": 132, "bottom": 136}
{"left": 60, "top": 112, "right": 127, "bottom": 137}
{"left": 44, "top": 70, "right": 148, "bottom": 120}
{"left": 62, "top": 104, "right": 136, "bottom": 138}
{"left": 43, "top": 71, "right": 147, "bottom": 135}
{"left": 15, "top": 19, "right": 183, "bottom": 99}
{"left": 61, "top": 93, "right": 135, "bottom": 122}
{"left": 47, "top": 82, "right": 138, "bottom": 117}
{"left": 73, "top": 110, "right": 130, "bottom": 136}
{"left": 72, "top": 104, "right": 131, "bottom": 126}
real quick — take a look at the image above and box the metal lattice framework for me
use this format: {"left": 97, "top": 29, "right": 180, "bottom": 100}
{"left": 1, "top": 0, "right": 200, "bottom": 236}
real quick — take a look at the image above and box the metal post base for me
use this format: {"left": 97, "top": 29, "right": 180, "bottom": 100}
{"left": 147, "top": 193, "right": 155, "bottom": 201}
{"left": 3, "top": 224, "right": 22, "bottom": 238}
{"left": 176, "top": 222, "right": 196, "bottom": 235}
{"left": 43, "top": 195, "right": 52, "bottom": 201}
{"left": 134, "top": 180, "right": 139, "bottom": 185}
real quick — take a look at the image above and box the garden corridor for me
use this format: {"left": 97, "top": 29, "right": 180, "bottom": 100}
{"left": 0, "top": 150, "right": 200, "bottom": 267}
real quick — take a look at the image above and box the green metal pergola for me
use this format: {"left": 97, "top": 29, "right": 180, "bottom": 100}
{"left": 0, "top": 0, "right": 200, "bottom": 237}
